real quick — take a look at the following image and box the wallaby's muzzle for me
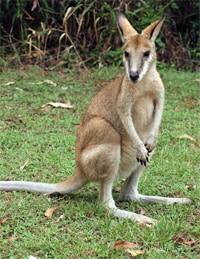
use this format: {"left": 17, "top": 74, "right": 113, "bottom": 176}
{"left": 129, "top": 71, "right": 139, "bottom": 82}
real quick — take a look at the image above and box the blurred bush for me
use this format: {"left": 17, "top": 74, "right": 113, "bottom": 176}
{"left": 0, "top": 0, "right": 199, "bottom": 70}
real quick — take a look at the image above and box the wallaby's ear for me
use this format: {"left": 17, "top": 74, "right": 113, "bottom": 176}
{"left": 117, "top": 13, "right": 138, "bottom": 42}
{"left": 142, "top": 17, "right": 165, "bottom": 42}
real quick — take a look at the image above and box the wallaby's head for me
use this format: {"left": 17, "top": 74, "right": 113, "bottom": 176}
{"left": 117, "top": 13, "right": 164, "bottom": 83}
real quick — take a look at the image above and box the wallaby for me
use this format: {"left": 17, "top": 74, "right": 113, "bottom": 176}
{"left": 0, "top": 13, "right": 191, "bottom": 225}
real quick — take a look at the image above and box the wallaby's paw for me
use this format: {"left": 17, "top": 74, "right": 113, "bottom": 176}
{"left": 136, "top": 144, "right": 149, "bottom": 166}
{"left": 144, "top": 135, "right": 157, "bottom": 154}
{"left": 144, "top": 142, "right": 155, "bottom": 154}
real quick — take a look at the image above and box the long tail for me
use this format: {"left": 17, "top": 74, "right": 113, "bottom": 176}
{"left": 0, "top": 171, "right": 89, "bottom": 194}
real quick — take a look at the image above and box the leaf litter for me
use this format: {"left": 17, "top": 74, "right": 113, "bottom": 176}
{"left": 44, "top": 207, "right": 60, "bottom": 218}
{"left": 40, "top": 101, "right": 73, "bottom": 110}
{"left": 19, "top": 159, "right": 29, "bottom": 171}
{"left": 179, "top": 134, "right": 200, "bottom": 148}
{"left": 114, "top": 240, "right": 145, "bottom": 257}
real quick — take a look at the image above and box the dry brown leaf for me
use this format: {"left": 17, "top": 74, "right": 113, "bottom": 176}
{"left": 44, "top": 207, "right": 60, "bottom": 218}
{"left": 173, "top": 235, "right": 197, "bottom": 247}
{"left": 41, "top": 101, "right": 73, "bottom": 109}
{"left": 4, "top": 81, "right": 15, "bottom": 86}
{"left": 0, "top": 219, "right": 8, "bottom": 224}
{"left": 179, "top": 134, "right": 200, "bottom": 147}
{"left": 43, "top": 80, "right": 57, "bottom": 86}
{"left": 114, "top": 240, "right": 140, "bottom": 251}
{"left": 135, "top": 221, "right": 154, "bottom": 228}
{"left": 175, "top": 102, "right": 196, "bottom": 111}
{"left": 31, "top": 80, "right": 57, "bottom": 86}
{"left": 20, "top": 159, "right": 29, "bottom": 171}
{"left": 7, "top": 237, "right": 17, "bottom": 242}
{"left": 190, "top": 143, "right": 199, "bottom": 151}
{"left": 127, "top": 249, "right": 145, "bottom": 257}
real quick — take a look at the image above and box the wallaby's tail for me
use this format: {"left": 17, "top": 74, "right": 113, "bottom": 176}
{"left": 0, "top": 181, "right": 58, "bottom": 193}
{"left": 0, "top": 170, "right": 89, "bottom": 194}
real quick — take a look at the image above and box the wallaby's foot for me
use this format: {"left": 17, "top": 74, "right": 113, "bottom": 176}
{"left": 119, "top": 193, "right": 192, "bottom": 205}
{"left": 103, "top": 198, "right": 157, "bottom": 225}
{"left": 110, "top": 208, "right": 157, "bottom": 225}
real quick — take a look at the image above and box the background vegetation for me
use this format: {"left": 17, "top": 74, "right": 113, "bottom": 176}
{"left": 0, "top": 0, "right": 199, "bottom": 70}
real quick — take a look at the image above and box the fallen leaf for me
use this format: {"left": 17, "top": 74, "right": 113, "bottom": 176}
{"left": 7, "top": 237, "right": 17, "bottom": 242}
{"left": 4, "top": 81, "right": 15, "bottom": 86}
{"left": 43, "top": 80, "right": 57, "bottom": 86}
{"left": 114, "top": 240, "right": 140, "bottom": 250}
{"left": 31, "top": 80, "right": 57, "bottom": 86}
{"left": 173, "top": 234, "right": 197, "bottom": 247}
{"left": 182, "top": 240, "right": 197, "bottom": 246}
{"left": 44, "top": 207, "right": 60, "bottom": 218}
{"left": 127, "top": 249, "right": 145, "bottom": 257}
{"left": 41, "top": 101, "right": 73, "bottom": 109}
{"left": 0, "top": 219, "right": 8, "bottom": 224}
{"left": 175, "top": 102, "right": 196, "bottom": 111}
{"left": 135, "top": 220, "right": 154, "bottom": 228}
{"left": 20, "top": 159, "right": 29, "bottom": 171}
{"left": 190, "top": 143, "right": 199, "bottom": 151}
{"left": 4, "top": 117, "right": 23, "bottom": 125}
{"left": 56, "top": 214, "right": 64, "bottom": 222}
{"left": 179, "top": 134, "right": 200, "bottom": 147}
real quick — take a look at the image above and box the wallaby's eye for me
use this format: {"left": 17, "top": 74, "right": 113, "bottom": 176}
{"left": 144, "top": 51, "right": 150, "bottom": 57}
{"left": 124, "top": 51, "right": 129, "bottom": 58}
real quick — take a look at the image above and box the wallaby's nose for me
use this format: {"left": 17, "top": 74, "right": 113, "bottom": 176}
{"left": 129, "top": 71, "right": 139, "bottom": 82}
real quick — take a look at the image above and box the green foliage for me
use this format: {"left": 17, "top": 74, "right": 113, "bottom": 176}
{"left": 0, "top": 0, "right": 199, "bottom": 69}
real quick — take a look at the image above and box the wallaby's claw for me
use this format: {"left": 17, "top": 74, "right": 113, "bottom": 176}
{"left": 136, "top": 144, "right": 150, "bottom": 167}
{"left": 137, "top": 157, "right": 148, "bottom": 167}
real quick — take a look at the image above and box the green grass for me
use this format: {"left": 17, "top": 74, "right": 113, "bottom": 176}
{"left": 0, "top": 66, "right": 199, "bottom": 258}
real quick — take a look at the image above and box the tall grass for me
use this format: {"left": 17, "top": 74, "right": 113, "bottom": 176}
{"left": 0, "top": 0, "right": 199, "bottom": 69}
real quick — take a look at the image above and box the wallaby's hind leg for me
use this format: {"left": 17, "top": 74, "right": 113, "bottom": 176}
{"left": 100, "top": 178, "right": 157, "bottom": 225}
{"left": 119, "top": 166, "right": 143, "bottom": 202}
{"left": 119, "top": 166, "right": 191, "bottom": 205}
{"left": 99, "top": 179, "right": 117, "bottom": 209}
{"left": 79, "top": 119, "right": 157, "bottom": 225}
